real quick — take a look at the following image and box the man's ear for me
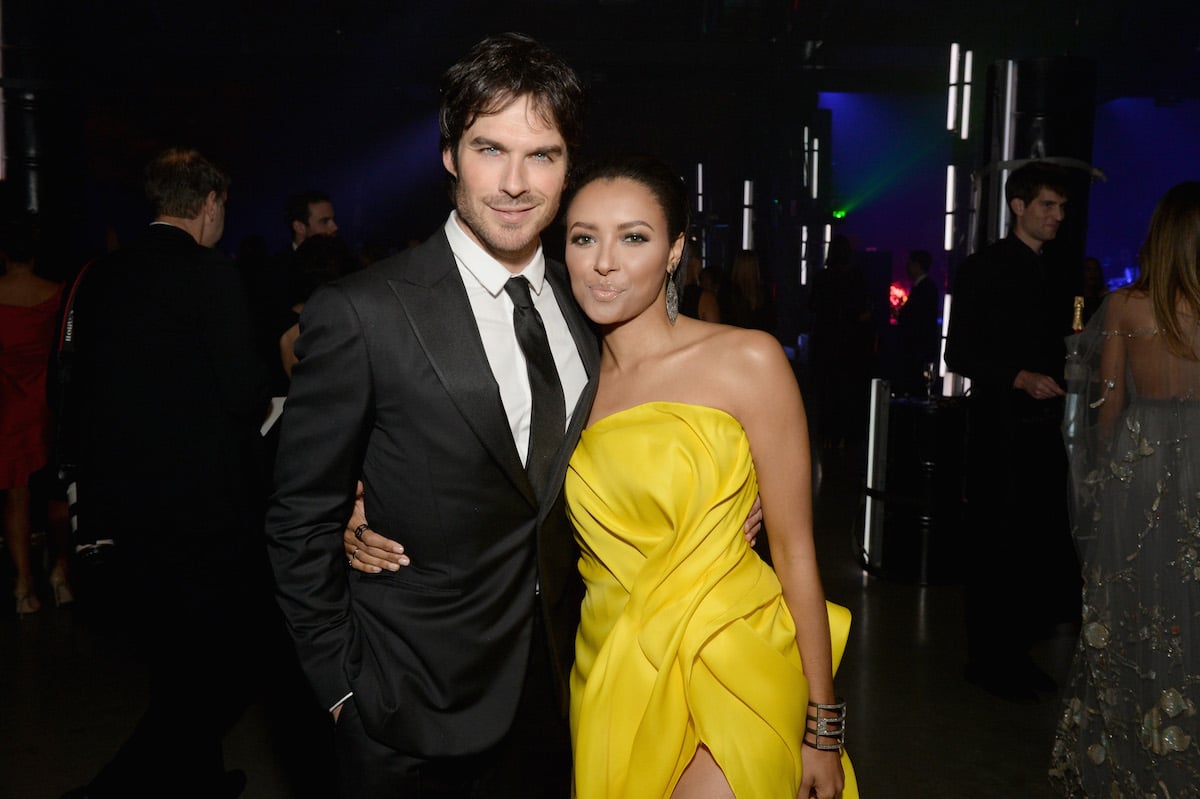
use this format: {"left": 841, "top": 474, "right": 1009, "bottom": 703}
{"left": 442, "top": 147, "right": 458, "bottom": 178}
{"left": 291, "top": 219, "right": 307, "bottom": 239}
{"left": 1009, "top": 196, "right": 1026, "bottom": 218}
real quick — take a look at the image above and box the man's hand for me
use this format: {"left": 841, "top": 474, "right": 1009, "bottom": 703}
{"left": 345, "top": 486, "right": 760, "bottom": 567}
{"left": 1013, "top": 369, "right": 1065, "bottom": 401}
{"left": 744, "top": 495, "right": 763, "bottom": 547}
{"left": 344, "top": 481, "right": 409, "bottom": 573}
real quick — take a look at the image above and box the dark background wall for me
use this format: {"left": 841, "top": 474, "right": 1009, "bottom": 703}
{"left": 3, "top": 0, "right": 1198, "bottom": 293}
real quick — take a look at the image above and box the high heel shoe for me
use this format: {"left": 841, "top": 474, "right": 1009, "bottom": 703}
{"left": 49, "top": 566, "right": 75, "bottom": 607}
{"left": 15, "top": 590, "right": 41, "bottom": 617}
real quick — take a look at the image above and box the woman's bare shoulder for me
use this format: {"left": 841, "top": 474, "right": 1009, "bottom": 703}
{"left": 1106, "top": 288, "right": 1153, "bottom": 330}
{"left": 681, "top": 322, "right": 791, "bottom": 389}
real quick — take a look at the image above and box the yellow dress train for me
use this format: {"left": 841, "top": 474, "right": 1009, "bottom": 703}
{"left": 567, "top": 402, "right": 857, "bottom": 798}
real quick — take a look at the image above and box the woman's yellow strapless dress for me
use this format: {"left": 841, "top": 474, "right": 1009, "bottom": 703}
{"left": 566, "top": 402, "right": 857, "bottom": 798}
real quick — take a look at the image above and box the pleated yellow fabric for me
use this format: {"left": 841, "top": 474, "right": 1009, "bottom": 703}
{"left": 567, "top": 402, "right": 857, "bottom": 798}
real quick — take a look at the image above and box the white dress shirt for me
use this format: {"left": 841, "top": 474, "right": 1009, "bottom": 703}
{"left": 444, "top": 211, "right": 588, "bottom": 464}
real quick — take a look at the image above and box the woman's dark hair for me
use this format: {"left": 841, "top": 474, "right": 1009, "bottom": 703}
{"left": 567, "top": 154, "right": 691, "bottom": 243}
{"left": 439, "top": 32, "right": 585, "bottom": 167}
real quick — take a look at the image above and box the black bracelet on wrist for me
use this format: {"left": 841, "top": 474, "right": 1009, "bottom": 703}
{"left": 802, "top": 697, "right": 846, "bottom": 751}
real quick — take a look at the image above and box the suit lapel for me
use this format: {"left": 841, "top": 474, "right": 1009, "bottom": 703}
{"left": 386, "top": 234, "right": 536, "bottom": 506}
{"left": 540, "top": 258, "right": 600, "bottom": 516}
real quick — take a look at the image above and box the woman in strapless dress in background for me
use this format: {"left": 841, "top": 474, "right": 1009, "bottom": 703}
{"left": 561, "top": 155, "right": 854, "bottom": 799}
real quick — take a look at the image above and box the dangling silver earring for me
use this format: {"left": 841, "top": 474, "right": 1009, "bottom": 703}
{"left": 665, "top": 268, "right": 679, "bottom": 325}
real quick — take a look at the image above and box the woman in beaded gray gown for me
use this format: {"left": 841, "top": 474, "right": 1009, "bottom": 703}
{"left": 1051, "top": 182, "right": 1200, "bottom": 797}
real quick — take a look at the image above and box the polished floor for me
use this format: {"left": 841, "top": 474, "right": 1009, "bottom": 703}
{"left": 1, "top": 449, "right": 1076, "bottom": 798}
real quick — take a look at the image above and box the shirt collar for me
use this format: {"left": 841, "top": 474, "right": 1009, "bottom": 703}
{"left": 444, "top": 211, "right": 546, "bottom": 298}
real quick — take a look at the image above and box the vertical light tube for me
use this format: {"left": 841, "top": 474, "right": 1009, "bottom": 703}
{"left": 741, "top": 180, "right": 753, "bottom": 251}
{"left": 802, "top": 126, "right": 810, "bottom": 187}
{"left": 944, "top": 165, "right": 956, "bottom": 251}
{"left": 940, "top": 293, "right": 969, "bottom": 395}
{"left": 823, "top": 223, "right": 832, "bottom": 266}
{"left": 998, "top": 60, "right": 1018, "bottom": 239}
{"left": 696, "top": 162, "right": 704, "bottom": 213}
{"left": 1000, "top": 61, "right": 1017, "bottom": 158}
{"left": 960, "top": 83, "right": 972, "bottom": 140}
{"left": 960, "top": 50, "right": 974, "bottom": 140}
{"left": 811, "top": 138, "right": 820, "bottom": 199}
{"left": 946, "top": 43, "right": 960, "bottom": 131}
{"left": 863, "top": 377, "right": 890, "bottom": 564}
{"left": 939, "top": 293, "right": 953, "bottom": 377}
{"left": 800, "top": 226, "right": 809, "bottom": 285}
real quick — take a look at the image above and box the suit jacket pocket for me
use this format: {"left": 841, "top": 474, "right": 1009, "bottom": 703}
{"left": 353, "top": 565, "right": 462, "bottom": 596}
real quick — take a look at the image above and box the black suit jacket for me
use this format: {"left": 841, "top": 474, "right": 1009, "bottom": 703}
{"left": 74, "top": 223, "right": 268, "bottom": 598}
{"left": 898, "top": 276, "right": 939, "bottom": 362}
{"left": 266, "top": 231, "right": 599, "bottom": 757}
{"left": 945, "top": 234, "right": 1074, "bottom": 418}
{"left": 895, "top": 275, "right": 940, "bottom": 393}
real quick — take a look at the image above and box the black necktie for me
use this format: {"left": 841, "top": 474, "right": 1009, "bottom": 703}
{"left": 503, "top": 276, "right": 565, "bottom": 495}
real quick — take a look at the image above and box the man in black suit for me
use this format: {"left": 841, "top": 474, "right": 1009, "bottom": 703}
{"left": 895, "top": 249, "right": 940, "bottom": 396}
{"left": 285, "top": 189, "right": 339, "bottom": 248}
{"left": 266, "top": 34, "right": 598, "bottom": 797}
{"left": 244, "top": 190, "right": 340, "bottom": 397}
{"left": 945, "top": 161, "right": 1080, "bottom": 703}
{"left": 68, "top": 148, "right": 268, "bottom": 797}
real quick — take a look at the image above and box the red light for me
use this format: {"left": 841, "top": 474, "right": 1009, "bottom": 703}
{"left": 889, "top": 283, "right": 909, "bottom": 325}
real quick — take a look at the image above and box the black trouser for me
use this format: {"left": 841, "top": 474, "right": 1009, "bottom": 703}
{"left": 963, "top": 408, "right": 1080, "bottom": 668}
{"left": 86, "top": 597, "right": 257, "bottom": 797}
{"left": 84, "top": 548, "right": 337, "bottom": 798}
{"left": 334, "top": 613, "right": 571, "bottom": 799}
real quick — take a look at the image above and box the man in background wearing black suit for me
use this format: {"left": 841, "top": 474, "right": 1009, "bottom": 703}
{"left": 66, "top": 148, "right": 268, "bottom": 798}
{"left": 895, "top": 249, "right": 940, "bottom": 396}
{"left": 945, "top": 161, "right": 1080, "bottom": 703}
{"left": 267, "top": 34, "right": 598, "bottom": 798}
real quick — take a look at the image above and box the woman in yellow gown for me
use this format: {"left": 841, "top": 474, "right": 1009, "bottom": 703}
{"left": 563, "top": 155, "right": 855, "bottom": 799}
{"left": 340, "top": 152, "right": 855, "bottom": 798}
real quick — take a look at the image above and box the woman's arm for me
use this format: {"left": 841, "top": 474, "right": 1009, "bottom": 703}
{"left": 729, "top": 332, "right": 844, "bottom": 798}
{"left": 1096, "top": 293, "right": 1128, "bottom": 441}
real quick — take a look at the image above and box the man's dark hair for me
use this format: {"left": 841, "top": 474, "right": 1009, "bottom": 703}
{"left": 1005, "top": 161, "right": 1070, "bottom": 208}
{"left": 439, "top": 32, "right": 585, "bottom": 169}
{"left": 285, "top": 189, "right": 333, "bottom": 230}
{"left": 144, "top": 148, "right": 230, "bottom": 218}
{"left": 909, "top": 249, "right": 932, "bottom": 272}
